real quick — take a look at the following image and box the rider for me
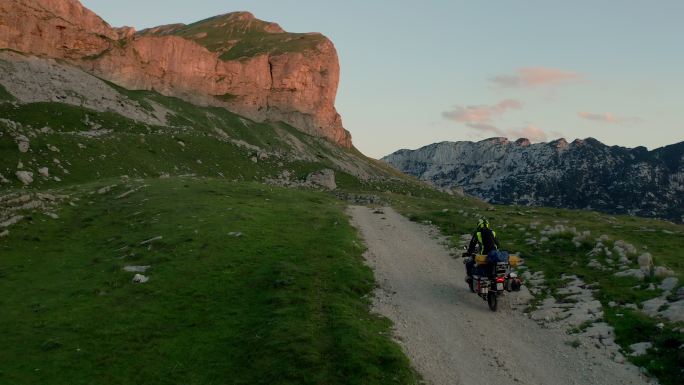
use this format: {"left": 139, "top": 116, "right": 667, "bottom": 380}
{"left": 465, "top": 218, "right": 500, "bottom": 279}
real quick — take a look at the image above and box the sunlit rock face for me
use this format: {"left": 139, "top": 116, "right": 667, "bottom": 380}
{"left": 0, "top": 0, "right": 351, "bottom": 147}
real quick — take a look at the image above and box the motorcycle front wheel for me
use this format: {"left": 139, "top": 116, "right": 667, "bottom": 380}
{"left": 487, "top": 292, "right": 497, "bottom": 311}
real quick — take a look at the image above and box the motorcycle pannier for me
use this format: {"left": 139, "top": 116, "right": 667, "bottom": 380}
{"left": 508, "top": 255, "right": 522, "bottom": 267}
{"left": 475, "top": 254, "right": 488, "bottom": 265}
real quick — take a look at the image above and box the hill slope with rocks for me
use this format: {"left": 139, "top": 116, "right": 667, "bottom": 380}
{"left": 0, "top": 0, "right": 351, "bottom": 146}
{"left": 382, "top": 137, "right": 684, "bottom": 222}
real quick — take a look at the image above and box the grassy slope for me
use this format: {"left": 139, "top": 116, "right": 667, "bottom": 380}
{"left": 139, "top": 13, "right": 326, "bottom": 61}
{"left": 0, "top": 79, "right": 424, "bottom": 383}
{"left": 384, "top": 192, "right": 684, "bottom": 385}
{"left": 3, "top": 70, "right": 682, "bottom": 384}
{"left": 0, "top": 178, "right": 418, "bottom": 384}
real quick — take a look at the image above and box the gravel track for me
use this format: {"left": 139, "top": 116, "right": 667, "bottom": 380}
{"left": 348, "top": 206, "right": 649, "bottom": 385}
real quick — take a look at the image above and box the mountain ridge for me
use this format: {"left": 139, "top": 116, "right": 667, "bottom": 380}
{"left": 382, "top": 136, "right": 684, "bottom": 222}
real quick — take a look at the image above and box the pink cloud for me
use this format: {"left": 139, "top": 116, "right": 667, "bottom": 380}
{"left": 507, "top": 125, "right": 548, "bottom": 142}
{"left": 491, "top": 67, "right": 582, "bottom": 87}
{"left": 442, "top": 99, "right": 522, "bottom": 123}
{"left": 578, "top": 111, "right": 642, "bottom": 125}
{"left": 466, "top": 123, "right": 552, "bottom": 143}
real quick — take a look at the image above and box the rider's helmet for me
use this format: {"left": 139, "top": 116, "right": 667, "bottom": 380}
{"left": 477, "top": 217, "right": 490, "bottom": 230}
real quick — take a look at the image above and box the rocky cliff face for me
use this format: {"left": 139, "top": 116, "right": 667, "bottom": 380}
{"left": 383, "top": 138, "right": 684, "bottom": 222}
{"left": 0, "top": 0, "right": 351, "bottom": 147}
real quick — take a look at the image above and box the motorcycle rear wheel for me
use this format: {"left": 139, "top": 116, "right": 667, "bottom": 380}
{"left": 487, "top": 292, "right": 497, "bottom": 311}
{"left": 467, "top": 277, "right": 475, "bottom": 293}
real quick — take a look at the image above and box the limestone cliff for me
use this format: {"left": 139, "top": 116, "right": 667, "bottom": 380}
{"left": 383, "top": 138, "right": 684, "bottom": 222}
{"left": 0, "top": 0, "right": 352, "bottom": 147}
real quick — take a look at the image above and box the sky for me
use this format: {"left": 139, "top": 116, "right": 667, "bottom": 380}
{"left": 81, "top": 0, "right": 684, "bottom": 158}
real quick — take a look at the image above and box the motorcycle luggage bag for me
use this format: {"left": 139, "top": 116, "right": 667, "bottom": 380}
{"left": 487, "top": 250, "right": 509, "bottom": 264}
{"left": 508, "top": 255, "right": 522, "bottom": 267}
{"left": 475, "top": 254, "right": 488, "bottom": 266}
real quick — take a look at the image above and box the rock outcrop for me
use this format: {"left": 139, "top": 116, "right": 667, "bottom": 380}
{"left": 0, "top": 0, "right": 351, "bottom": 147}
{"left": 383, "top": 137, "right": 684, "bottom": 222}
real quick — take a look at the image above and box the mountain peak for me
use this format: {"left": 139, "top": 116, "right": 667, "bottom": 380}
{"left": 481, "top": 137, "right": 510, "bottom": 145}
{"left": 550, "top": 138, "right": 569, "bottom": 149}
{"left": 514, "top": 138, "right": 531, "bottom": 147}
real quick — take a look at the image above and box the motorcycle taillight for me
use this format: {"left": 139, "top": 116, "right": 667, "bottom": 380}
{"left": 496, "top": 277, "right": 505, "bottom": 283}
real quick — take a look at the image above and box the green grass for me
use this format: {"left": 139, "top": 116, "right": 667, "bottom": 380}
{"left": 214, "top": 93, "right": 238, "bottom": 102}
{"left": 382, "top": 191, "right": 684, "bottom": 385}
{"left": 0, "top": 178, "right": 419, "bottom": 384}
{"left": 138, "top": 13, "right": 326, "bottom": 61}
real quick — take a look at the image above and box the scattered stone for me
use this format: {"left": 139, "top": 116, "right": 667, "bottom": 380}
{"left": 306, "top": 169, "right": 336, "bottom": 190}
{"left": 676, "top": 287, "right": 684, "bottom": 301}
{"left": 47, "top": 144, "right": 59, "bottom": 152}
{"left": 658, "top": 277, "right": 679, "bottom": 292}
{"left": 228, "top": 232, "right": 243, "bottom": 237}
{"left": 640, "top": 297, "right": 667, "bottom": 317}
{"left": 16, "top": 135, "right": 30, "bottom": 153}
{"left": 45, "top": 212, "right": 58, "bottom": 219}
{"left": 614, "top": 269, "right": 645, "bottom": 281}
{"left": 97, "top": 185, "right": 116, "bottom": 194}
{"left": 139, "top": 236, "right": 162, "bottom": 245}
{"left": 38, "top": 167, "right": 49, "bottom": 177}
{"left": 0, "top": 230, "right": 9, "bottom": 237}
{"left": 123, "top": 265, "right": 151, "bottom": 273}
{"left": 1, "top": 215, "right": 25, "bottom": 228}
{"left": 132, "top": 274, "right": 149, "bottom": 283}
{"left": 15, "top": 170, "right": 34, "bottom": 185}
{"left": 250, "top": 156, "right": 258, "bottom": 163}
{"left": 653, "top": 266, "right": 675, "bottom": 278}
{"left": 660, "top": 300, "right": 684, "bottom": 323}
{"left": 637, "top": 253, "right": 653, "bottom": 270}
{"left": 629, "top": 342, "right": 652, "bottom": 357}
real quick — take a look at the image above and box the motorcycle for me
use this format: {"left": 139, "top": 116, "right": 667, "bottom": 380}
{"left": 462, "top": 250, "right": 523, "bottom": 311}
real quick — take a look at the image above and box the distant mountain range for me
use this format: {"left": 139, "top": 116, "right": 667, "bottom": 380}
{"left": 382, "top": 137, "right": 684, "bottom": 222}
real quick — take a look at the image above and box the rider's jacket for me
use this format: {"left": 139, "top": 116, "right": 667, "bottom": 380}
{"left": 467, "top": 228, "right": 500, "bottom": 255}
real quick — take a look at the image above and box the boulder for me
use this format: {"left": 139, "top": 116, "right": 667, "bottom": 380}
{"left": 132, "top": 274, "right": 149, "bottom": 283}
{"left": 641, "top": 297, "right": 667, "bottom": 317}
{"left": 629, "top": 342, "right": 652, "bottom": 357}
{"left": 16, "top": 135, "right": 30, "bottom": 153}
{"left": 659, "top": 277, "right": 678, "bottom": 292}
{"left": 637, "top": 253, "right": 653, "bottom": 269}
{"left": 660, "top": 300, "right": 684, "bottom": 323}
{"left": 306, "top": 169, "right": 336, "bottom": 190}
{"left": 653, "top": 266, "right": 675, "bottom": 278}
{"left": 15, "top": 171, "right": 33, "bottom": 185}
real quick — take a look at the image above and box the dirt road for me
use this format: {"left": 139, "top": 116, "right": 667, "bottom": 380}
{"left": 348, "top": 206, "right": 649, "bottom": 385}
